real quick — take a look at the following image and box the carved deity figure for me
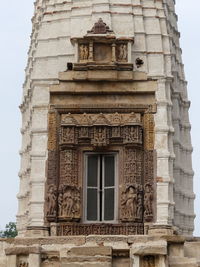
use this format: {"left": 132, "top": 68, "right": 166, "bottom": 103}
{"left": 63, "top": 189, "right": 74, "bottom": 217}
{"left": 79, "top": 44, "right": 89, "bottom": 60}
{"left": 118, "top": 44, "right": 127, "bottom": 61}
{"left": 121, "top": 186, "right": 137, "bottom": 220}
{"left": 92, "top": 127, "right": 108, "bottom": 147}
{"left": 144, "top": 184, "right": 153, "bottom": 217}
{"left": 58, "top": 192, "right": 63, "bottom": 216}
{"left": 46, "top": 185, "right": 57, "bottom": 216}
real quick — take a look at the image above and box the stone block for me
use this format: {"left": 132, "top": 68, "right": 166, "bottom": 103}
{"left": 131, "top": 240, "right": 167, "bottom": 256}
{"left": 67, "top": 246, "right": 112, "bottom": 257}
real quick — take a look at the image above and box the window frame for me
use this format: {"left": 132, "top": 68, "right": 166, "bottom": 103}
{"left": 83, "top": 152, "right": 118, "bottom": 224}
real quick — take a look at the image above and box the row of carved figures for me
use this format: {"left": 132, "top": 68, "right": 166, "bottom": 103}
{"left": 46, "top": 185, "right": 80, "bottom": 218}
{"left": 46, "top": 183, "right": 153, "bottom": 221}
{"left": 121, "top": 183, "right": 153, "bottom": 221}
{"left": 79, "top": 43, "right": 127, "bottom": 61}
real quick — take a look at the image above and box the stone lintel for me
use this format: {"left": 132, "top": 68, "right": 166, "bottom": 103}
{"left": 67, "top": 246, "right": 112, "bottom": 257}
{"left": 58, "top": 70, "right": 148, "bottom": 82}
{"left": 5, "top": 246, "right": 41, "bottom": 256}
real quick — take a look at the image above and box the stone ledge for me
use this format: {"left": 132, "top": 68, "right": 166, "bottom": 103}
{"left": 5, "top": 246, "right": 41, "bottom": 256}
{"left": 131, "top": 240, "right": 167, "bottom": 256}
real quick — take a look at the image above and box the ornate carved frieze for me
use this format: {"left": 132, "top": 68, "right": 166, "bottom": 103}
{"left": 59, "top": 113, "right": 143, "bottom": 147}
{"left": 56, "top": 223, "right": 144, "bottom": 236}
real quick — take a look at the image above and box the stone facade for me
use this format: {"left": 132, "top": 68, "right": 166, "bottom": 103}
{"left": 1, "top": 235, "right": 200, "bottom": 267}
{"left": 17, "top": 0, "right": 194, "bottom": 237}
{"left": 0, "top": 0, "right": 197, "bottom": 266}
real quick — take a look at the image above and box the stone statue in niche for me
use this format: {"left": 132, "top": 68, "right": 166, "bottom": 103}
{"left": 118, "top": 44, "right": 127, "bottom": 61}
{"left": 18, "top": 262, "right": 29, "bottom": 267}
{"left": 58, "top": 185, "right": 80, "bottom": 219}
{"left": 144, "top": 183, "right": 153, "bottom": 219}
{"left": 79, "top": 44, "right": 89, "bottom": 61}
{"left": 121, "top": 185, "right": 137, "bottom": 220}
{"left": 46, "top": 184, "right": 57, "bottom": 216}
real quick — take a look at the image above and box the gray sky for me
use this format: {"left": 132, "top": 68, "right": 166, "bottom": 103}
{"left": 0, "top": 0, "right": 199, "bottom": 235}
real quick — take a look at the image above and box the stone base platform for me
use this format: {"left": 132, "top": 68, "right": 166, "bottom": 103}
{"left": 1, "top": 235, "right": 200, "bottom": 267}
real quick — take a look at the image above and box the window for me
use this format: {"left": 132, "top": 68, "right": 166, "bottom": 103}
{"left": 84, "top": 153, "right": 117, "bottom": 222}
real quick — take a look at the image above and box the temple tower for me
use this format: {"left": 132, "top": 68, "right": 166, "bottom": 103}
{"left": 17, "top": 0, "right": 194, "bottom": 238}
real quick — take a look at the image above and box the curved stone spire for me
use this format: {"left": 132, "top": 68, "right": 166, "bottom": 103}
{"left": 17, "top": 0, "right": 194, "bottom": 236}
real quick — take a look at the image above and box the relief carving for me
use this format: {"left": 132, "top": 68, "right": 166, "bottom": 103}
{"left": 60, "top": 149, "right": 78, "bottom": 185}
{"left": 123, "top": 126, "right": 143, "bottom": 144}
{"left": 79, "top": 44, "right": 89, "bottom": 61}
{"left": 46, "top": 184, "right": 57, "bottom": 217}
{"left": 118, "top": 44, "right": 127, "bottom": 61}
{"left": 121, "top": 185, "right": 137, "bottom": 221}
{"left": 124, "top": 148, "right": 143, "bottom": 184}
{"left": 144, "top": 183, "right": 154, "bottom": 221}
{"left": 91, "top": 126, "right": 109, "bottom": 147}
{"left": 59, "top": 127, "right": 77, "bottom": 144}
{"left": 57, "top": 223, "right": 144, "bottom": 236}
{"left": 58, "top": 185, "right": 81, "bottom": 220}
{"left": 48, "top": 112, "right": 57, "bottom": 151}
{"left": 143, "top": 113, "right": 154, "bottom": 151}
{"left": 121, "top": 185, "right": 143, "bottom": 222}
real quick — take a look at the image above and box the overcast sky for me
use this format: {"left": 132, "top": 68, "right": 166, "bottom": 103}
{"left": 0, "top": 0, "right": 199, "bottom": 235}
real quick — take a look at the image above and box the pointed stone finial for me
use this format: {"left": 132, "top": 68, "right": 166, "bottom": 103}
{"left": 88, "top": 18, "right": 113, "bottom": 34}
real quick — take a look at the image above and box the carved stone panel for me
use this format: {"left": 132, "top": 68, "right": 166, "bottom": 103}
{"left": 144, "top": 151, "right": 155, "bottom": 222}
{"left": 60, "top": 149, "right": 78, "bottom": 185}
{"left": 46, "top": 110, "right": 155, "bottom": 230}
{"left": 58, "top": 185, "right": 81, "bottom": 221}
